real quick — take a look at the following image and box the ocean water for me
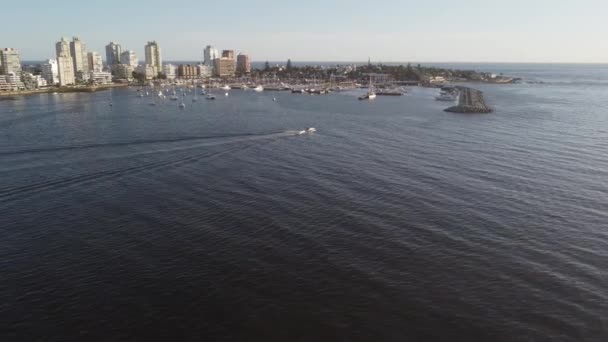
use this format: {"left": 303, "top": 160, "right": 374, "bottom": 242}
{"left": 1, "top": 65, "right": 607, "bottom": 341}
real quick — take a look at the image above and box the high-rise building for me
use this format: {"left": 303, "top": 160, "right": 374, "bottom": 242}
{"left": 105, "top": 42, "right": 122, "bottom": 67}
{"left": 145, "top": 41, "right": 162, "bottom": 71}
{"left": 41, "top": 59, "right": 59, "bottom": 85}
{"left": 120, "top": 50, "right": 138, "bottom": 67}
{"left": 55, "top": 38, "right": 71, "bottom": 59}
{"left": 57, "top": 55, "right": 75, "bottom": 86}
{"left": 222, "top": 50, "right": 235, "bottom": 59}
{"left": 56, "top": 38, "right": 75, "bottom": 86}
{"left": 0, "top": 48, "right": 22, "bottom": 75}
{"left": 70, "top": 37, "right": 89, "bottom": 81}
{"left": 204, "top": 45, "right": 219, "bottom": 66}
{"left": 236, "top": 53, "right": 251, "bottom": 74}
{"left": 87, "top": 52, "right": 103, "bottom": 73}
{"left": 214, "top": 57, "right": 236, "bottom": 77}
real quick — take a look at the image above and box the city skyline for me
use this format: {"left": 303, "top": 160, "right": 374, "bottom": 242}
{"left": 2, "top": 0, "right": 608, "bottom": 63}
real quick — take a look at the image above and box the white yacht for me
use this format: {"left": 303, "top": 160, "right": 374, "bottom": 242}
{"left": 221, "top": 85, "right": 231, "bottom": 90}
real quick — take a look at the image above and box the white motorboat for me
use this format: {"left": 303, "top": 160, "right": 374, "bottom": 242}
{"left": 298, "top": 127, "right": 317, "bottom": 135}
{"left": 254, "top": 85, "right": 264, "bottom": 92}
{"left": 435, "top": 91, "right": 458, "bottom": 101}
{"left": 221, "top": 85, "right": 231, "bottom": 90}
{"left": 206, "top": 94, "right": 216, "bottom": 100}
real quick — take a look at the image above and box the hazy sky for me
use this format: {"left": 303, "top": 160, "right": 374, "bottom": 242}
{"left": 4, "top": 0, "right": 608, "bottom": 62}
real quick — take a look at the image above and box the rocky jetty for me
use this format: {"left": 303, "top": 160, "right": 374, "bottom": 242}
{"left": 445, "top": 87, "right": 493, "bottom": 113}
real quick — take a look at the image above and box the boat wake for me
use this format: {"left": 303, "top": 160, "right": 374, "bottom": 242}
{"left": 0, "top": 130, "right": 312, "bottom": 201}
{"left": 0, "top": 132, "right": 294, "bottom": 156}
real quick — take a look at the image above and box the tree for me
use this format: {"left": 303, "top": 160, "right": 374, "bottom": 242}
{"left": 264, "top": 61, "right": 270, "bottom": 71}
{"left": 286, "top": 59, "right": 292, "bottom": 70}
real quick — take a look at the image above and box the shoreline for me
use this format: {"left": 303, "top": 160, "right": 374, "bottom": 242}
{"left": 0, "top": 83, "right": 130, "bottom": 98}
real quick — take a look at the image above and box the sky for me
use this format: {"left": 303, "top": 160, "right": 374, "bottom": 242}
{"left": 3, "top": 0, "right": 608, "bottom": 63}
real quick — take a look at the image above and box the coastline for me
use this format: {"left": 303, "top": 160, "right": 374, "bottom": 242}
{"left": 0, "top": 83, "right": 130, "bottom": 98}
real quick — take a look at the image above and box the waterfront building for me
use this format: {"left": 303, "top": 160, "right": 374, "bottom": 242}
{"left": 145, "top": 41, "right": 162, "bottom": 70}
{"left": 89, "top": 71, "right": 112, "bottom": 84}
{"left": 56, "top": 38, "right": 75, "bottom": 86}
{"left": 204, "top": 45, "right": 219, "bottom": 66}
{"left": 236, "top": 53, "right": 251, "bottom": 74}
{"left": 197, "top": 64, "right": 212, "bottom": 78}
{"left": 0, "top": 48, "right": 22, "bottom": 75}
{"left": 120, "top": 50, "right": 138, "bottom": 67}
{"left": 163, "top": 64, "right": 177, "bottom": 80}
{"left": 23, "top": 72, "right": 47, "bottom": 89}
{"left": 57, "top": 54, "right": 75, "bottom": 86}
{"left": 4, "top": 72, "right": 25, "bottom": 90}
{"left": 177, "top": 64, "right": 198, "bottom": 79}
{"left": 70, "top": 37, "right": 89, "bottom": 82}
{"left": 105, "top": 42, "right": 122, "bottom": 67}
{"left": 87, "top": 52, "right": 103, "bottom": 73}
{"left": 113, "top": 64, "right": 134, "bottom": 81}
{"left": 41, "top": 59, "right": 59, "bottom": 85}
{"left": 0, "top": 77, "right": 9, "bottom": 91}
{"left": 214, "top": 57, "right": 236, "bottom": 78}
{"left": 137, "top": 64, "right": 156, "bottom": 80}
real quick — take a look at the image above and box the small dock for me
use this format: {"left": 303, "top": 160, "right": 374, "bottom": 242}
{"left": 445, "top": 87, "right": 492, "bottom": 113}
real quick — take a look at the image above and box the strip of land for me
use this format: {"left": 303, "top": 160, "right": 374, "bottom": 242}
{"left": 445, "top": 87, "right": 493, "bottom": 113}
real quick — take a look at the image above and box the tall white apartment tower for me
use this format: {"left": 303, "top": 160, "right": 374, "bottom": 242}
{"left": 204, "top": 45, "right": 219, "bottom": 66}
{"left": 144, "top": 41, "right": 162, "bottom": 74}
{"left": 70, "top": 37, "right": 89, "bottom": 81}
{"left": 55, "top": 38, "right": 75, "bottom": 86}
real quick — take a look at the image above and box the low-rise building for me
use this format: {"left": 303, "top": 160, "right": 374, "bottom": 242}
{"left": 113, "top": 64, "right": 134, "bottom": 81}
{"left": 198, "top": 64, "right": 212, "bottom": 78}
{"left": 136, "top": 64, "right": 157, "bottom": 80}
{"left": 4, "top": 72, "right": 25, "bottom": 90}
{"left": 178, "top": 64, "right": 198, "bottom": 79}
{"left": 163, "top": 64, "right": 177, "bottom": 80}
{"left": 23, "top": 72, "right": 48, "bottom": 89}
{"left": 89, "top": 71, "right": 113, "bottom": 84}
{"left": 41, "top": 59, "right": 59, "bottom": 85}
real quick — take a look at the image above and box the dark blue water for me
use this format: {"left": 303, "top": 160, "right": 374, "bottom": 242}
{"left": 1, "top": 65, "right": 607, "bottom": 341}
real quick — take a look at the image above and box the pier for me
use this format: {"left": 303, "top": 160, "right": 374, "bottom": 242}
{"left": 445, "top": 87, "right": 493, "bottom": 113}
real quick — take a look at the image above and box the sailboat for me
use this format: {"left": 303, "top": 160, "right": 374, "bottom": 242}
{"left": 170, "top": 86, "right": 179, "bottom": 100}
{"left": 359, "top": 75, "right": 376, "bottom": 100}
{"left": 192, "top": 87, "right": 198, "bottom": 102}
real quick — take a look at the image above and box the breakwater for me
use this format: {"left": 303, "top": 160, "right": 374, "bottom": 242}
{"left": 445, "top": 87, "right": 493, "bottom": 113}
